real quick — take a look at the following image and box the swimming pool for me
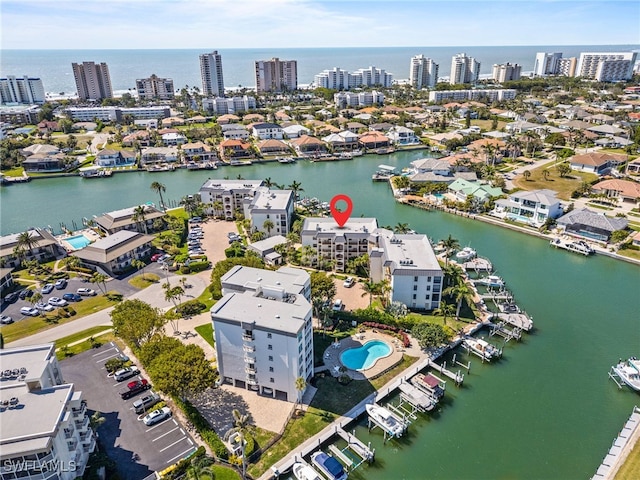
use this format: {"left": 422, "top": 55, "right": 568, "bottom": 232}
{"left": 340, "top": 340, "right": 392, "bottom": 371}
{"left": 65, "top": 234, "right": 91, "bottom": 250}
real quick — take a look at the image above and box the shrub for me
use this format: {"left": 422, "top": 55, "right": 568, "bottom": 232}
{"left": 186, "top": 260, "right": 210, "bottom": 273}
{"left": 174, "top": 398, "right": 229, "bottom": 460}
{"left": 162, "top": 446, "right": 206, "bottom": 480}
{"left": 176, "top": 299, "right": 207, "bottom": 317}
{"left": 105, "top": 357, "right": 125, "bottom": 373}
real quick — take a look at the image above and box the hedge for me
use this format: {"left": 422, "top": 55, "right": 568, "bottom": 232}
{"left": 173, "top": 397, "right": 229, "bottom": 460}
{"left": 162, "top": 446, "right": 206, "bottom": 479}
{"left": 361, "top": 321, "right": 411, "bottom": 347}
{"left": 176, "top": 299, "right": 207, "bottom": 317}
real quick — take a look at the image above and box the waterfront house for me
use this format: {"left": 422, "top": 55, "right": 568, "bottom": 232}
{"left": 161, "top": 132, "right": 187, "bottom": 146}
{"left": 251, "top": 123, "right": 283, "bottom": 140}
{"left": 212, "top": 266, "right": 312, "bottom": 402}
{"left": 448, "top": 178, "right": 503, "bottom": 203}
{"left": 182, "top": 142, "right": 217, "bottom": 163}
{"left": 74, "top": 230, "right": 154, "bottom": 276}
{"left": 0, "top": 228, "right": 62, "bottom": 268}
{"left": 569, "top": 152, "right": 626, "bottom": 175}
{"left": 0, "top": 267, "right": 14, "bottom": 293}
{"left": 408, "top": 158, "right": 457, "bottom": 183}
{"left": 290, "top": 135, "right": 326, "bottom": 155}
{"left": 322, "top": 131, "right": 359, "bottom": 151}
{"left": 257, "top": 139, "right": 289, "bottom": 155}
{"left": 555, "top": 208, "right": 628, "bottom": 243}
{"left": 247, "top": 235, "right": 288, "bottom": 265}
{"left": 219, "top": 139, "right": 252, "bottom": 159}
{"left": 21, "top": 144, "right": 59, "bottom": 156}
{"left": 94, "top": 205, "right": 166, "bottom": 235}
{"left": 199, "top": 179, "right": 264, "bottom": 220}
{"left": 387, "top": 126, "right": 420, "bottom": 145}
{"left": 591, "top": 179, "right": 640, "bottom": 205}
{"left": 140, "top": 146, "right": 179, "bottom": 165}
{"left": 122, "top": 130, "right": 151, "bottom": 147}
{"left": 492, "top": 189, "right": 563, "bottom": 226}
{"left": 95, "top": 149, "right": 136, "bottom": 167}
{"left": 243, "top": 188, "right": 294, "bottom": 237}
{"left": 370, "top": 230, "right": 443, "bottom": 311}
{"left": 0, "top": 344, "right": 96, "bottom": 480}
{"left": 358, "top": 131, "right": 390, "bottom": 150}
{"left": 22, "top": 152, "right": 69, "bottom": 172}
{"left": 282, "top": 124, "right": 309, "bottom": 139}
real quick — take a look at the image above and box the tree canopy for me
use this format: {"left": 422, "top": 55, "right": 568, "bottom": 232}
{"left": 411, "top": 323, "right": 452, "bottom": 349}
{"left": 110, "top": 299, "right": 165, "bottom": 349}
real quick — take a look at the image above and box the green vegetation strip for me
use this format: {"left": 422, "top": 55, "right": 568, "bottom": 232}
{"left": 54, "top": 325, "right": 113, "bottom": 348}
{"left": 615, "top": 440, "right": 640, "bottom": 480}
{"left": 57, "top": 333, "right": 117, "bottom": 360}
{"left": 128, "top": 273, "right": 160, "bottom": 289}
{"left": 194, "top": 324, "right": 215, "bottom": 348}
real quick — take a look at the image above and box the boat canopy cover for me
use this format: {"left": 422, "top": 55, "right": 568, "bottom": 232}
{"left": 317, "top": 453, "right": 345, "bottom": 478}
{"left": 377, "top": 164, "right": 396, "bottom": 171}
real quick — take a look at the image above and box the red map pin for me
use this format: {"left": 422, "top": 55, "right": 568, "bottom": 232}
{"left": 330, "top": 194, "right": 353, "bottom": 227}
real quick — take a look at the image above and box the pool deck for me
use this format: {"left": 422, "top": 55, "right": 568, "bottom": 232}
{"left": 322, "top": 330, "right": 421, "bottom": 380}
{"left": 57, "top": 228, "right": 101, "bottom": 251}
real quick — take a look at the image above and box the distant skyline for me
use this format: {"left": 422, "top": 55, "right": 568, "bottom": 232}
{"left": 1, "top": 0, "right": 639, "bottom": 50}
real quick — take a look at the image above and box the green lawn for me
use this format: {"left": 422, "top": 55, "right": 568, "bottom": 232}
{"left": 211, "top": 466, "right": 241, "bottom": 480}
{"left": 310, "top": 375, "right": 375, "bottom": 416}
{"left": 471, "top": 119, "right": 510, "bottom": 131}
{"left": 128, "top": 273, "right": 160, "bottom": 289}
{"left": 513, "top": 161, "right": 598, "bottom": 201}
{"left": 1, "top": 167, "right": 25, "bottom": 177}
{"left": 195, "top": 323, "right": 215, "bottom": 348}
{"left": 616, "top": 440, "right": 640, "bottom": 479}
{"left": 57, "top": 331, "right": 117, "bottom": 360}
{"left": 54, "top": 325, "right": 113, "bottom": 348}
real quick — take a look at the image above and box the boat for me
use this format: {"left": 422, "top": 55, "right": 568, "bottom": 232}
{"left": 293, "top": 462, "right": 323, "bottom": 480}
{"left": 455, "top": 247, "right": 477, "bottom": 260}
{"left": 365, "top": 403, "right": 406, "bottom": 437}
{"left": 410, "top": 372, "right": 445, "bottom": 401}
{"left": 79, "top": 166, "right": 112, "bottom": 178}
{"left": 277, "top": 157, "right": 296, "bottom": 163}
{"left": 611, "top": 357, "right": 640, "bottom": 392}
{"left": 338, "top": 152, "right": 353, "bottom": 159}
{"left": 229, "top": 160, "right": 253, "bottom": 166}
{"left": 475, "top": 275, "right": 505, "bottom": 288}
{"left": 146, "top": 164, "right": 175, "bottom": 172}
{"left": 310, "top": 452, "right": 348, "bottom": 480}
{"left": 351, "top": 149, "right": 363, "bottom": 157}
{"left": 499, "top": 302, "right": 520, "bottom": 314}
{"left": 550, "top": 238, "right": 595, "bottom": 256}
{"left": 463, "top": 337, "right": 501, "bottom": 361}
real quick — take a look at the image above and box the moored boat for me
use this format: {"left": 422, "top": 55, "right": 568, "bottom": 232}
{"left": 410, "top": 372, "right": 445, "bottom": 401}
{"left": 463, "top": 336, "right": 501, "bottom": 361}
{"left": 310, "top": 452, "right": 348, "bottom": 480}
{"left": 456, "top": 247, "right": 477, "bottom": 260}
{"left": 611, "top": 357, "right": 640, "bottom": 392}
{"left": 475, "top": 275, "right": 505, "bottom": 289}
{"left": 293, "top": 462, "right": 323, "bottom": 480}
{"left": 365, "top": 403, "right": 406, "bottom": 437}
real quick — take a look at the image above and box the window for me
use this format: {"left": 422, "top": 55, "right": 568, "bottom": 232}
{"left": 414, "top": 276, "right": 418, "bottom": 282}
{"left": 268, "top": 344, "right": 273, "bottom": 350}
{"left": 269, "top": 367, "right": 274, "bottom": 372}
{"left": 412, "top": 294, "right": 417, "bottom": 300}
{"left": 267, "top": 333, "right": 272, "bottom": 339}
{"left": 270, "top": 378, "right": 274, "bottom": 383}
{"left": 268, "top": 356, "right": 273, "bottom": 361}
{"left": 413, "top": 285, "right": 417, "bottom": 291}
{"left": 425, "top": 294, "right": 430, "bottom": 300}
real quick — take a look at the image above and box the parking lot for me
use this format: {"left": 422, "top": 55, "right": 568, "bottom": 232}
{"left": 61, "top": 342, "right": 196, "bottom": 480}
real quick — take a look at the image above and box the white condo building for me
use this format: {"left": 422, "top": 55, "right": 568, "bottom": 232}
{"left": 557, "top": 57, "right": 577, "bottom": 77}
{"left": 301, "top": 218, "right": 378, "bottom": 272}
{"left": 243, "top": 187, "right": 294, "bottom": 237}
{"left": 71, "top": 61, "right": 113, "bottom": 101}
{"left": 429, "top": 89, "right": 517, "bottom": 103}
{"left": 201, "top": 96, "right": 256, "bottom": 115}
{"left": 409, "top": 55, "right": 439, "bottom": 89}
{"left": 334, "top": 90, "right": 384, "bottom": 108}
{"left": 64, "top": 106, "right": 170, "bottom": 122}
{"left": 0, "top": 76, "right": 46, "bottom": 105}
{"left": 370, "top": 231, "right": 443, "bottom": 311}
{"left": 200, "top": 51, "right": 225, "bottom": 97}
{"left": 576, "top": 52, "right": 637, "bottom": 81}
{"left": 0, "top": 344, "right": 96, "bottom": 479}
{"left": 212, "top": 266, "right": 313, "bottom": 402}
{"left": 533, "top": 52, "right": 563, "bottom": 76}
{"left": 314, "top": 66, "right": 393, "bottom": 90}
{"left": 135, "top": 74, "right": 175, "bottom": 100}
{"left": 199, "top": 179, "right": 264, "bottom": 220}
{"left": 492, "top": 63, "right": 522, "bottom": 82}
{"left": 255, "top": 58, "right": 298, "bottom": 93}
{"left": 314, "top": 67, "right": 349, "bottom": 90}
{"left": 450, "top": 53, "right": 481, "bottom": 85}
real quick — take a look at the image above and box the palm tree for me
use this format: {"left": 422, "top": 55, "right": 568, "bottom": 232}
{"left": 440, "top": 235, "right": 460, "bottom": 264}
{"left": 288, "top": 180, "right": 304, "bottom": 200}
{"left": 180, "top": 196, "right": 198, "bottom": 218}
{"left": 16, "top": 231, "right": 39, "bottom": 262}
{"left": 443, "top": 281, "right": 475, "bottom": 319}
{"left": 442, "top": 263, "right": 464, "bottom": 287}
{"left": 481, "top": 143, "right": 497, "bottom": 166}
{"left": 212, "top": 200, "right": 224, "bottom": 219}
{"left": 434, "top": 301, "right": 456, "bottom": 326}
{"left": 150, "top": 182, "right": 167, "bottom": 212}
{"left": 132, "top": 259, "right": 146, "bottom": 279}
{"left": 295, "top": 376, "right": 307, "bottom": 410}
{"left": 224, "top": 409, "right": 250, "bottom": 479}
{"left": 523, "top": 170, "right": 531, "bottom": 181}
{"left": 263, "top": 177, "right": 275, "bottom": 188}
{"left": 132, "top": 205, "right": 148, "bottom": 234}
{"left": 29, "top": 291, "right": 43, "bottom": 308}
{"left": 360, "top": 280, "right": 381, "bottom": 306}
{"left": 394, "top": 222, "right": 411, "bottom": 234}
{"left": 263, "top": 219, "right": 275, "bottom": 237}
{"left": 91, "top": 273, "right": 108, "bottom": 295}
{"left": 542, "top": 169, "right": 550, "bottom": 181}
{"left": 62, "top": 255, "right": 81, "bottom": 272}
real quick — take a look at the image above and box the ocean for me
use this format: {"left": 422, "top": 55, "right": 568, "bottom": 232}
{"left": 1, "top": 45, "right": 639, "bottom": 96}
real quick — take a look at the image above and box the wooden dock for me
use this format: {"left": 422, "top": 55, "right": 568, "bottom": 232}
{"left": 488, "top": 321, "right": 522, "bottom": 342}
{"left": 492, "top": 312, "right": 533, "bottom": 332}
{"left": 462, "top": 257, "right": 493, "bottom": 273}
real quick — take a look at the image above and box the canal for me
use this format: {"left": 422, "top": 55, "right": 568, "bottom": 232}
{"left": 1, "top": 151, "right": 639, "bottom": 479}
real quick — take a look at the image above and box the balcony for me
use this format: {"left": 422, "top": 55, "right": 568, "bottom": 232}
{"left": 72, "top": 403, "right": 87, "bottom": 417}
{"left": 67, "top": 439, "right": 78, "bottom": 451}
{"left": 80, "top": 430, "right": 93, "bottom": 444}
{"left": 244, "top": 355, "right": 256, "bottom": 363}
{"left": 243, "top": 344, "right": 255, "bottom": 353}
{"left": 75, "top": 416, "right": 89, "bottom": 431}
{"left": 64, "top": 429, "right": 74, "bottom": 439}
{"left": 242, "top": 334, "right": 254, "bottom": 342}
{"left": 245, "top": 366, "right": 257, "bottom": 374}
{"left": 246, "top": 378, "right": 258, "bottom": 386}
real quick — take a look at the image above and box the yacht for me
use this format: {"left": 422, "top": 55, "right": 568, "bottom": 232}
{"left": 475, "top": 275, "right": 505, "bottom": 289}
{"left": 365, "top": 403, "right": 406, "bottom": 437}
{"left": 310, "top": 452, "right": 348, "bottom": 480}
{"left": 293, "top": 462, "right": 323, "bottom": 480}
{"left": 611, "top": 357, "right": 640, "bottom": 392}
{"left": 463, "top": 337, "right": 501, "bottom": 361}
{"left": 456, "top": 247, "right": 477, "bottom": 260}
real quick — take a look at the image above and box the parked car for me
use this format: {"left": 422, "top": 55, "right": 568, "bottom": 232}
{"left": 114, "top": 366, "right": 140, "bottom": 382}
{"left": 35, "top": 302, "right": 55, "bottom": 312}
{"left": 133, "top": 392, "right": 161, "bottom": 414}
{"left": 343, "top": 277, "right": 355, "bottom": 288}
{"left": 54, "top": 279, "right": 68, "bottom": 290}
{"left": 188, "top": 216, "right": 202, "bottom": 224}
{"left": 332, "top": 299, "right": 343, "bottom": 311}
{"left": 20, "top": 306, "right": 39, "bottom": 317}
{"left": 151, "top": 253, "right": 164, "bottom": 262}
{"left": 48, "top": 297, "right": 68, "bottom": 307}
{"left": 143, "top": 406, "right": 171, "bottom": 426}
{"left": 157, "top": 254, "right": 171, "bottom": 264}
{"left": 62, "top": 293, "right": 82, "bottom": 302}
{"left": 18, "top": 289, "right": 34, "bottom": 300}
{"left": 41, "top": 284, "right": 55, "bottom": 294}
{"left": 0, "top": 315, "right": 14, "bottom": 324}
{"left": 77, "top": 288, "right": 97, "bottom": 296}
{"left": 120, "top": 379, "right": 151, "bottom": 399}
{"left": 3, "top": 292, "right": 19, "bottom": 304}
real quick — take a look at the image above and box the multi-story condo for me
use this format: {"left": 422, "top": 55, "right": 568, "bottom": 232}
{"left": 314, "top": 66, "right": 392, "bottom": 90}
{"left": 201, "top": 96, "right": 256, "bottom": 115}
{"left": 199, "top": 179, "right": 264, "bottom": 220}
{"left": 314, "top": 67, "right": 349, "bottom": 90}
{"left": 370, "top": 231, "right": 443, "bottom": 311}
{"left": 301, "top": 218, "right": 378, "bottom": 272}
{"left": 576, "top": 52, "right": 637, "bottom": 81}
{"left": 0, "top": 343, "right": 96, "bottom": 479}
{"left": 135, "top": 74, "right": 175, "bottom": 100}
{"left": 0, "top": 76, "right": 46, "bottom": 104}
{"left": 243, "top": 187, "right": 294, "bottom": 237}
{"left": 450, "top": 53, "right": 481, "bottom": 85}
{"left": 533, "top": 52, "right": 563, "bottom": 76}
{"left": 200, "top": 50, "right": 225, "bottom": 97}
{"left": 255, "top": 58, "right": 298, "bottom": 93}
{"left": 0, "top": 122, "right": 8, "bottom": 140}
{"left": 334, "top": 91, "right": 384, "bottom": 108}
{"left": 557, "top": 57, "right": 577, "bottom": 77}
{"left": 212, "top": 266, "right": 313, "bottom": 402}
{"left": 65, "top": 106, "right": 170, "bottom": 122}
{"left": 428, "top": 89, "right": 517, "bottom": 103}
{"left": 409, "top": 55, "right": 439, "bottom": 89}
{"left": 71, "top": 61, "right": 113, "bottom": 101}
{"left": 492, "top": 63, "right": 521, "bottom": 82}
{"left": 0, "top": 228, "right": 62, "bottom": 268}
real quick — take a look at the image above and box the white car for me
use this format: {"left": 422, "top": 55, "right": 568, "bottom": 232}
{"left": 48, "top": 297, "right": 68, "bottom": 307}
{"left": 77, "top": 288, "right": 97, "bottom": 296}
{"left": 142, "top": 406, "right": 171, "bottom": 426}
{"left": 332, "top": 299, "right": 343, "bottom": 311}
{"left": 20, "top": 306, "right": 40, "bottom": 317}
{"left": 343, "top": 277, "right": 355, "bottom": 288}
{"left": 35, "top": 302, "right": 55, "bottom": 312}
{"left": 114, "top": 366, "right": 140, "bottom": 382}
{"left": 0, "top": 315, "right": 14, "bottom": 324}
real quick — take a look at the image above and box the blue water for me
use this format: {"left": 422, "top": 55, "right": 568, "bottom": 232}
{"left": 65, "top": 234, "right": 91, "bottom": 249}
{"left": 340, "top": 340, "right": 392, "bottom": 370}
{"left": 2, "top": 45, "right": 638, "bottom": 94}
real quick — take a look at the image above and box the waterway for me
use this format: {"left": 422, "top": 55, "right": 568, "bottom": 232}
{"left": 1, "top": 151, "right": 639, "bottom": 479}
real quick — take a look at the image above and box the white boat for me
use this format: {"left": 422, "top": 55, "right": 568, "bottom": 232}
{"left": 455, "top": 247, "right": 477, "bottom": 260}
{"left": 351, "top": 149, "right": 363, "bottom": 157}
{"left": 293, "top": 462, "right": 323, "bottom": 480}
{"left": 611, "top": 357, "right": 640, "bottom": 392}
{"left": 463, "top": 337, "right": 501, "bottom": 361}
{"left": 410, "top": 372, "right": 445, "bottom": 401}
{"left": 310, "top": 452, "right": 348, "bottom": 480}
{"left": 475, "top": 275, "right": 505, "bottom": 288}
{"left": 365, "top": 403, "right": 406, "bottom": 437}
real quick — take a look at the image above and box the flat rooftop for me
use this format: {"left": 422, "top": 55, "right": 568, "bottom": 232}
{"left": 0, "top": 343, "right": 56, "bottom": 388}
{"left": 302, "top": 217, "right": 378, "bottom": 235}
{"left": 378, "top": 233, "right": 441, "bottom": 272}
{"left": 221, "top": 265, "right": 309, "bottom": 297}
{"left": 200, "top": 179, "right": 263, "bottom": 191}
{"left": 248, "top": 188, "right": 292, "bottom": 211}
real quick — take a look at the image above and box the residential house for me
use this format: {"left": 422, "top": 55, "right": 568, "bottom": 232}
{"left": 219, "top": 139, "right": 252, "bottom": 159}
{"left": 37, "top": 120, "right": 59, "bottom": 133}
{"left": 93, "top": 205, "right": 166, "bottom": 235}
{"left": 73, "top": 230, "right": 155, "bottom": 276}
{"left": 257, "top": 139, "right": 289, "bottom": 156}
{"left": 322, "top": 131, "right": 359, "bottom": 151}
{"left": 591, "top": 179, "right": 640, "bottom": 205}
{"left": 282, "top": 124, "right": 309, "bottom": 139}
{"left": 290, "top": 135, "right": 326, "bottom": 154}
{"left": 346, "top": 122, "right": 367, "bottom": 134}
{"left": 448, "top": 178, "right": 503, "bottom": 203}
{"left": 22, "top": 152, "right": 69, "bottom": 172}
{"left": 182, "top": 142, "right": 217, "bottom": 163}
{"left": 216, "top": 114, "right": 240, "bottom": 125}
{"left": 251, "top": 123, "right": 284, "bottom": 140}
{"left": 122, "top": 130, "right": 151, "bottom": 147}
{"left": 247, "top": 235, "right": 288, "bottom": 265}
{"left": 492, "top": 189, "right": 563, "bottom": 226}
{"left": 358, "top": 131, "right": 390, "bottom": 150}
{"left": 0, "top": 228, "right": 62, "bottom": 268}
{"left": 140, "top": 146, "right": 179, "bottom": 165}
{"left": 556, "top": 208, "right": 628, "bottom": 243}
{"left": 569, "top": 152, "right": 626, "bottom": 175}
{"left": 387, "top": 125, "right": 419, "bottom": 145}
{"left": 221, "top": 124, "right": 250, "bottom": 140}
{"left": 95, "top": 149, "right": 136, "bottom": 167}
{"left": 626, "top": 159, "right": 640, "bottom": 175}
{"left": 161, "top": 132, "right": 187, "bottom": 146}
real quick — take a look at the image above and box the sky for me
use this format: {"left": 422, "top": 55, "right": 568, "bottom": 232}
{"left": 1, "top": 0, "right": 639, "bottom": 50}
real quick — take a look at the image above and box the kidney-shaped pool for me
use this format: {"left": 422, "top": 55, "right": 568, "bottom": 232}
{"left": 340, "top": 340, "right": 392, "bottom": 371}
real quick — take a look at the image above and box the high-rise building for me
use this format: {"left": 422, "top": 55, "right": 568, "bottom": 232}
{"left": 409, "top": 54, "right": 439, "bottom": 89}
{"left": 314, "top": 66, "right": 393, "bottom": 90}
{"left": 450, "top": 53, "right": 481, "bottom": 85}
{"left": 0, "top": 75, "right": 46, "bottom": 104}
{"left": 533, "top": 52, "right": 563, "bottom": 76}
{"left": 71, "top": 61, "right": 113, "bottom": 101}
{"left": 557, "top": 57, "right": 577, "bottom": 77}
{"left": 199, "top": 51, "right": 225, "bottom": 98}
{"left": 135, "top": 74, "right": 175, "bottom": 100}
{"left": 314, "top": 67, "right": 349, "bottom": 90}
{"left": 492, "top": 63, "right": 522, "bottom": 82}
{"left": 576, "top": 52, "right": 637, "bottom": 81}
{"left": 255, "top": 58, "right": 298, "bottom": 93}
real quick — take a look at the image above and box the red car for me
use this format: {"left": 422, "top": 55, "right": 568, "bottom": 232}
{"left": 151, "top": 253, "right": 164, "bottom": 262}
{"left": 121, "top": 379, "right": 150, "bottom": 400}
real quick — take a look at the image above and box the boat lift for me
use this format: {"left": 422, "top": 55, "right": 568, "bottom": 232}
{"left": 367, "top": 406, "right": 409, "bottom": 443}
{"left": 334, "top": 426, "right": 375, "bottom": 464}
{"left": 609, "top": 366, "right": 625, "bottom": 389}
{"left": 488, "top": 321, "right": 522, "bottom": 342}
{"left": 397, "top": 383, "right": 435, "bottom": 413}
{"left": 461, "top": 339, "right": 503, "bottom": 363}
